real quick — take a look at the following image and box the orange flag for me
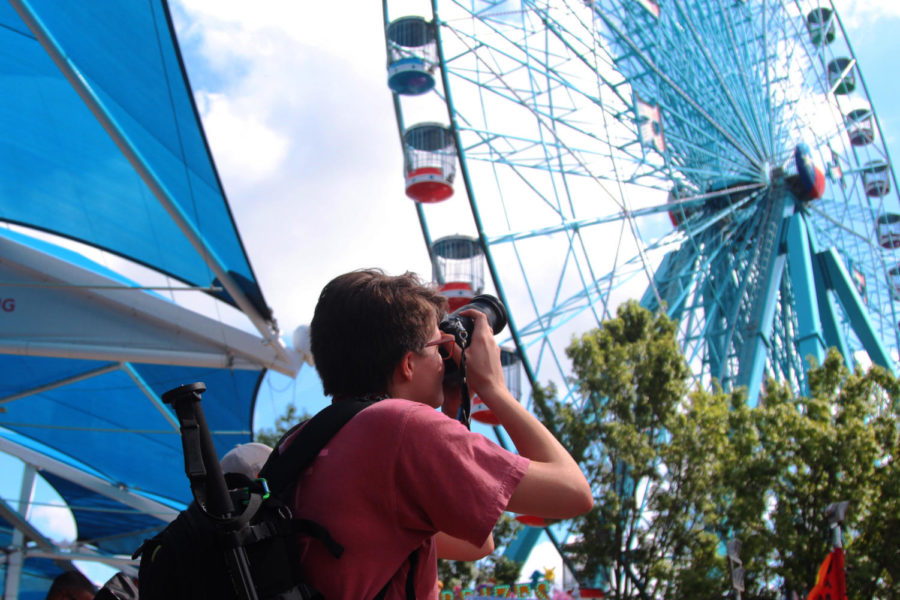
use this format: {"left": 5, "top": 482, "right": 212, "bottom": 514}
{"left": 806, "top": 548, "right": 847, "bottom": 600}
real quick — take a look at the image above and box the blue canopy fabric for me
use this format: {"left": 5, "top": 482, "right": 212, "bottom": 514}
{"left": 0, "top": 526, "right": 63, "bottom": 600}
{"left": 0, "top": 1, "right": 301, "bottom": 594}
{"left": 40, "top": 472, "right": 170, "bottom": 556}
{"left": 0, "top": 0, "right": 264, "bottom": 312}
{"left": 0, "top": 185, "right": 267, "bottom": 508}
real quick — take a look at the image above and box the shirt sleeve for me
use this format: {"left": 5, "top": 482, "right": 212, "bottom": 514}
{"left": 391, "top": 403, "right": 530, "bottom": 546}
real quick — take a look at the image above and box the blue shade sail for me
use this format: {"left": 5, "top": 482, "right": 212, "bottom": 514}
{"left": 40, "top": 472, "right": 170, "bottom": 556}
{"left": 0, "top": 0, "right": 265, "bottom": 314}
{"left": 0, "top": 2, "right": 303, "bottom": 595}
{"left": 0, "top": 526, "right": 63, "bottom": 600}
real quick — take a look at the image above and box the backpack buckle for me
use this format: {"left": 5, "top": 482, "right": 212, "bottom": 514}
{"left": 254, "top": 477, "right": 271, "bottom": 501}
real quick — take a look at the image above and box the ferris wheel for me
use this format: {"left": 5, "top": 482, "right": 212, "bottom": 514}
{"left": 383, "top": 0, "right": 899, "bottom": 419}
{"left": 382, "top": 0, "right": 899, "bottom": 592}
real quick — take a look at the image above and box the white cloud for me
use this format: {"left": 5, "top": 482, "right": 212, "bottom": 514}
{"left": 196, "top": 91, "right": 290, "bottom": 183}
{"left": 28, "top": 503, "right": 76, "bottom": 543}
{"left": 170, "top": 0, "right": 433, "bottom": 332}
{"left": 832, "top": 0, "right": 900, "bottom": 28}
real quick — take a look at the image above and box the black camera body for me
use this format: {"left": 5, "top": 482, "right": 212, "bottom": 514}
{"left": 439, "top": 295, "right": 508, "bottom": 401}
{"left": 439, "top": 294, "right": 508, "bottom": 349}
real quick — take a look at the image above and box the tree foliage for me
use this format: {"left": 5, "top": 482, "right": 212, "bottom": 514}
{"left": 546, "top": 300, "right": 900, "bottom": 600}
{"left": 255, "top": 403, "right": 309, "bottom": 447}
{"left": 743, "top": 351, "right": 900, "bottom": 599}
{"left": 437, "top": 513, "right": 524, "bottom": 592}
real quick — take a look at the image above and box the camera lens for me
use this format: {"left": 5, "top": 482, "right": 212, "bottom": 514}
{"left": 464, "top": 295, "right": 508, "bottom": 335}
{"left": 439, "top": 294, "right": 508, "bottom": 348}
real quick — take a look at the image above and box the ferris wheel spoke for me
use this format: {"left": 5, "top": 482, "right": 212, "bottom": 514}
{"left": 513, "top": 263, "right": 644, "bottom": 348}
{"left": 444, "top": 37, "right": 659, "bottom": 190}
{"left": 486, "top": 198, "right": 685, "bottom": 246}
{"left": 669, "top": 0, "right": 769, "bottom": 163}
{"left": 660, "top": 124, "right": 762, "bottom": 180}
{"left": 592, "top": 6, "right": 765, "bottom": 172}
{"left": 715, "top": 0, "right": 777, "bottom": 158}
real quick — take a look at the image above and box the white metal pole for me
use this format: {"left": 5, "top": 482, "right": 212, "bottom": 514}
{"left": 3, "top": 464, "right": 37, "bottom": 600}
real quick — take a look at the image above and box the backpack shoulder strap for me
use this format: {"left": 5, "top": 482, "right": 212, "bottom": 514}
{"left": 259, "top": 398, "right": 378, "bottom": 497}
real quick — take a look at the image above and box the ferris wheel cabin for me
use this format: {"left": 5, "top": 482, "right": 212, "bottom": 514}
{"left": 806, "top": 8, "right": 836, "bottom": 46}
{"left": 827, "top": 57, "right": 856, "bottom": 95}
{"left": 889, "top": 266, "right": 900, "bottom": 301}
{"left": 403, "top": 123, "right": 456, "bottom": 203}
{"left": 386, "top": 16, "right": 437, "bottom": 96}
{"left": 877, "top": 213, "right": 900, "bottom": 250}
{"left": 666, "top": 185, "right": 700, "bottom": 228}
{"left": 472, "top": 347, "right": 521, "bottom": 426}
{"left": 845, "top": 107, "right": 875, "bottom": 146}
{"left": 431, "top": 235, "right": 484, "bottom": 310}
{"left": 862, "top": 161, "right": 891, "bottom": 197}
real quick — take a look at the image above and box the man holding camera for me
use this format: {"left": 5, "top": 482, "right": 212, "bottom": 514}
{"left": 288, "top": 268, "right": 592, "bottom": 599}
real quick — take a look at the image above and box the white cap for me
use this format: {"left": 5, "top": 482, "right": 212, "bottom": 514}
{"left": 292, "top": 325, "right": 315, "bottom": 366}
{"left": 220, "top": 442, "right": 273, "bottom": 479}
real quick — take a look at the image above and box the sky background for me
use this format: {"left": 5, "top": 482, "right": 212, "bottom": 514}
{"left": 163, "top": 0, "right": 900, "bottom": 585}
{"left": 162, "top": 0, "right": 900, "bottom": 433}
{"left": 6, "top": 0, "right": 899, "bottom": 590}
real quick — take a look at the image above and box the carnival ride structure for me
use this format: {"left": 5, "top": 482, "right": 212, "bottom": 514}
{"left": 383, "top": 0, "right": 900, "bottom": 590}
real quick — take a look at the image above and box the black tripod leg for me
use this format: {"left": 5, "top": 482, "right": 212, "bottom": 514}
{"left": 163, "top": 382, "right": 259, "bottom": 600}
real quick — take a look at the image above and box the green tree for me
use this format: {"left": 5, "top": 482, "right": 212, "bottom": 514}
{"left": 547, "top": 298, "right": 900, "bottom": 600}
{"left": 741, "top": 351, "right": 900, "bottom": 599}
{"left": 546, "top": 300, "right": 746, "bottom": 599}
{"left": 437, "top": 513, "right": 524, "bottom": 593}
{"left": 255, "top": 403, "right": 309, "bottom": 447}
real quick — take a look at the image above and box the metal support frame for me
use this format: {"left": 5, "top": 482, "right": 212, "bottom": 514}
{"left": 817, "top": 248, "right": 897, "bottom": 374}
{"left": 0, "top": 435, "right": 180, "bottom": 523}
{"left": 8, "top": 0, "right": 296, "bottom": 373}
{"left": 0, "top": 434, "right": 180, "bottom": 596}
{"left": 736, "top": 194, "right": 793, "bottom": 406}
{"left": 786, "top": 211, "right": 827, "bottom": 379}
{"left": 3, "top": 464, "right": 37, "bottom": 600}
{"left": 0, "top": 231, "right": 297, "bottom": 375}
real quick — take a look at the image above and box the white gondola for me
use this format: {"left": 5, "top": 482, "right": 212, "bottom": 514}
{"left": 431, "top": 235, "right": 484, "bottom": 311}
{"left": 877, "top": 214, "right": 900, "bottom": 250}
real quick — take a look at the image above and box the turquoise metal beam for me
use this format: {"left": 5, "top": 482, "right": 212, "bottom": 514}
{"left": 785, "top": 212, "right": 827, "bottom": 376}
{"left": 818, "top": 249, "right": 898, "bottom": 375}
{"left": 804, "top": 210, "right": 853, "bottom": 366}
{"left": 736, "top": 194, "right": 792, "bottom": 406}
{"left": 811, "top": 253, "right": 853, "bottom": 367}
{"left": 503, "top": 526, "right": 543, "bottom": 563}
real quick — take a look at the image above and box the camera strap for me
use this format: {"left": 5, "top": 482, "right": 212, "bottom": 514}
{"left": 458, "top": 349, "right": 471, "bottom": 430}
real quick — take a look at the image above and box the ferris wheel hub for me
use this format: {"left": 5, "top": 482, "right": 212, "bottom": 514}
{"left": 793, "top": 143, "right": 826, "bottom": 200}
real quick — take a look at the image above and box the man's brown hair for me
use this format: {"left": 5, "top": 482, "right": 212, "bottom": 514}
{"left": 310, "top": 269, "right": 447, "bottom": 398}
{"left": 45, "top": 570, "right": 96, "bottom": 600}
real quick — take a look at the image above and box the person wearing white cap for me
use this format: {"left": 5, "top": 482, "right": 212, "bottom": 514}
{"left": 220, "top": 442, "right": 273, "bottom": 480}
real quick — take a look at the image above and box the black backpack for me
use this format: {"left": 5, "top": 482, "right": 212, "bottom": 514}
{"left": 94, "top": 571, "right": 140, "bottom": 600}
{"left": 136, "top": 395, "right": 380, "bottom": 600}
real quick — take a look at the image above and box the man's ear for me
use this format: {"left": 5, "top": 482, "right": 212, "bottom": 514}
{"left": 394, "top": 351, "right": 416, "bottom": 383}
{"left": 387, "top": 351, "right": 416, "bottom": 400}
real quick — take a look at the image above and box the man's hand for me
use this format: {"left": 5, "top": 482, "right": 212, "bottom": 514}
{"left": 456, "top": 309, "right": 506, "bottom": 401}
